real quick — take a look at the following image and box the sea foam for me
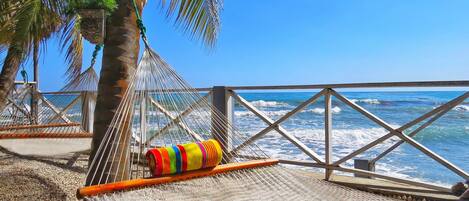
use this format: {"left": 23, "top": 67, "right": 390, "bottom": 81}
{"left": 304, "top": 106, "right": 341, "bottom": 114}
{"left": 250, "top": 100, "right": 288, "bottom": 107}
{"left": 351, "top": 98, "right": 381, "bottom": 104}
{"left": 454, "top": 105, "right": 469, "bottom": 112}
{"left": 234, "top": 106, "right": 342, "bottom": 117}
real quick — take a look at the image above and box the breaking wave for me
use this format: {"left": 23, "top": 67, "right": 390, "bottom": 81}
{"left": 304, "top": 106, "right": 341, "bottom": 114}
{"left": 350, "top": 98, "right": 381, "bottom": 104}
{"left": 454, "top": 105, "right": 469, "bottom": 112}
{"left": 249, "top": 100, "right": 289, "bottom": 107}
{"left": 235, "top": 106, "right": 342, "bottom": 117}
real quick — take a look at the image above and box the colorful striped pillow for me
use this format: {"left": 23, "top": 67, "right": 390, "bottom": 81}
{"left": 146, "top": 139, "right": 223, "bottom": 177}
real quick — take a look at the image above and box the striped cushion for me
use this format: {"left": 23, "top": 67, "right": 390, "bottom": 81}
{"left": 146, "top": 139, "right": 223, "bottom": 177}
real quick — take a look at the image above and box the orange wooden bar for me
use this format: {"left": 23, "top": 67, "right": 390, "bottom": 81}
{"left": 77, "top": 159, "right": 279, "bottom": 198}
{"left": 0, "top": 123, "right": 81, "bottom": 131}
{"left": 0, "top": 132, "right": 92, "bottom": 139}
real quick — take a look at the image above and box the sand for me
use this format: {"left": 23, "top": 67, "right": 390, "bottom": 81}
{"left": 0, "top": 141, "right": 89, "bottom": 201}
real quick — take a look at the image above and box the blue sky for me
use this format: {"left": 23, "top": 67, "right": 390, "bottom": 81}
{"left": 7, "top": 0, "right": 469, "bottom": 91}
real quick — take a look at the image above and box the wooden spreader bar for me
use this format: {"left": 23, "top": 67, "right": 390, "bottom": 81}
{"left": 77, "top": 159, "right": 279, "bottom": 198}
{"left": 0, "top": 123, "right": 81, "bottom": 131}
{"left": 0, "top": 132, "right": 92, "bottom": 139}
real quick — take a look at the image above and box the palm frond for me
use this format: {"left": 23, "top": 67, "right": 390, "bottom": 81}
{"left": 59, "top": 16, "right": 83, "bottom": 82}
{"left": 8, "top": 0, "right": 41, "bottom": 60}
{"left": 161, "top": 0, "right": 222, "bottom": 47}
{"left": 3, "top": 0, "right": 62, "bottom": 59}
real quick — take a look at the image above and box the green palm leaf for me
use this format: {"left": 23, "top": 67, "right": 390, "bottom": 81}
{"left": 60, "top": 15, "right": 83, "bottom": 82}
{"left": 161, "top": 0, "right": 222, "bottom": 47}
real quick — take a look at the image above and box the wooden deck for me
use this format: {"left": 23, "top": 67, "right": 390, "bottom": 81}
{"left": 305, "top": 172, "right": 458, "bottom": 201}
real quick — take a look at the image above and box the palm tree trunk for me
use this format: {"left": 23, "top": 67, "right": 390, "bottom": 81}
{"left": 0, "top": 45, "right": 23, "bottom": 112}
{"left": 31, "top": 40, "right": 39, "bottom": 124}
{"left": 86, "top": 0, "right": 143, "bottom": 185}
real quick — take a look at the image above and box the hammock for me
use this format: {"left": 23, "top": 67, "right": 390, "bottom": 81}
{"left": 78, "top": 43, "right": 341, "bottom": 200}
{"left": 0, "top": 66, "right": 97, "bottom": 139}
{"left": 75, "top": 1, "right": 376, "bottom": 199}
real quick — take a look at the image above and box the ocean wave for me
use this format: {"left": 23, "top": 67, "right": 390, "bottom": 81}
{"left": 250, "top": 126, "right": 455, "bottom": 186}
{"left": 350, "top": 98, "right": 380, "bottom": 104}
{"left": 250, "top": 100, "right": 288, "bottom": 107}
{"left": 454, "top": 105, "right": 469, "bottom": 112}
{"left": 235, "top": 106, "right": 342, "bottom": 117}
{"left": 249, "top": 127, "right": 403, "bottom": 169}
{"left": 235, "top": 110, "right": 290, "bottom": 117}
{"left": 304, "top": 106, "right": 341, "bottom": 114}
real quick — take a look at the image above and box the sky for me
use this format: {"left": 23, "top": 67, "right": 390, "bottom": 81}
{"left": 5, "top": 0, "right": 469, "bottom": 91}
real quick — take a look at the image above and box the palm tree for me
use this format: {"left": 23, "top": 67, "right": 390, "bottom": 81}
{"left": 2, "top": 0, "right": 221, "bottom": 185}
{"left": 88, "top": 0, "right": 222, "bottom": 185}
{"left": 0, "top": 0, "right": 83, "bottom": 112}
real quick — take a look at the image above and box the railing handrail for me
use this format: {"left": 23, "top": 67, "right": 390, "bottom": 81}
{"left": 38, "top": 80, "right": 469, "bottom": 94}
{"left": 224, "top": 80, "right": 469, "bottom": 90}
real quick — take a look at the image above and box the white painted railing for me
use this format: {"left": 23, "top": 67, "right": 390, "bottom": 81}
{"left": 206, "top": 81, "right": 469, "bottom": 192}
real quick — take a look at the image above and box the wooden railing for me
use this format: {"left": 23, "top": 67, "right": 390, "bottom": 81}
{"left": 5, "top": 82, "right": 96, "bottom": 132}
{"left": 206, "top": 81, "right": 469, "bottom": 192}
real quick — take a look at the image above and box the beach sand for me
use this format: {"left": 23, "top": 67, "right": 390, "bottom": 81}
{"left": 0, "top": 140, "right": 89, "bottom": 201}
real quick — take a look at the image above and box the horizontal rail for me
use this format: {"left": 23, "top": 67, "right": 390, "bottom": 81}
{"left": 0, "top": 132, "right": 92, "bottom": 139}
{"left": 39, "top": 80, "right": 469, "bottom": 95}
{"left": 40, "top": 91, "right": 86, "bottom": 95}
{"left": 275, "top": 159, "right": 451, "bottom": 192}
{"left": 14, "top": 81, "right": 37, "bottom": 85}
{"left": 0, "top": 123, "right": 81, "bottom": 131}
{"left": 225, "top": 80, "right": 469, "bottom": 90}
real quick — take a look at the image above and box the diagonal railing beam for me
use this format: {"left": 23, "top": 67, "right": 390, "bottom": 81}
{"left": 46, "top": 95, "right": 81, "bottom": 124}
{"left": 231, "top": 91, "right": 324, "bottom": 164}
{"left": 332, "top": 90, "right": 469, "bottom": 180}
{"left": 231, "top": 89, "right": 326, "bottom": 154}
{"left": 145, "top": 92, "right": 210, "bottom": 144}
{"left": 332, "top": 91, "right": 469, "bottom": 166}
{"left": 38, "top": 93, "right": 72, "bottom": 123}
{"left": 148, "top": 96, "right": 204, "bottom": 142}
{"left": 6, "top": 97, "right": 30, "bottom": 117}
{"left": 4, "top": 85, "right": 33, "bottom": 111}
{"left": 370, "top": 95, "right": 466, "bottom": 164}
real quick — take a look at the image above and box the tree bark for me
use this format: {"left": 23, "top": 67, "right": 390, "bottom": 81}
{"left": 86, "top": 0, "right": 143, "bottom": 185}
{"left": 0, "top": 45, "right": 23, "bottom": 112}
{"left": 31, "top": 40, "right": 39, "bottom": 124}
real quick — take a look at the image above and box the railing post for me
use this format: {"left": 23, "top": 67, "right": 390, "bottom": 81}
{"left": 30, "top": 83, "right": 39, "bottom": 124}
{"left": 81, "top": 91, "right": 96, "bottom": 133}
{"left": 140, "top": 94, "right": 147, "bottom": 143}
{"left": 211, "top": 86, "right": 233, "bottom": 163}
{"left": 324, "top": 88, "right": 333, "bottom": 180}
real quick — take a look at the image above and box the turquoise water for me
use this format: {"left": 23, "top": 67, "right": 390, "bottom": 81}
{"left": 233, "top": 91, "right": 469, "bottom": 186}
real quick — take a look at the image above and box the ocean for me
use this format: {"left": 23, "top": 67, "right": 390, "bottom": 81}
{"left": 232, "top": 91, "right": 469, "bottom": 187}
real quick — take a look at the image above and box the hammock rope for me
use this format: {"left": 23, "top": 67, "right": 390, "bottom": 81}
{"left": 131, "top": 0, "right": 147, "bottom": 40}
{"left": 90, "top": 44, "right": 103, "bottom": 68}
